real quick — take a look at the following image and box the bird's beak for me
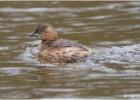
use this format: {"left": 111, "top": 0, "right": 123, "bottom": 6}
{"left": 29, "top": 32, "right": 38, "bottom": 37}
{"left": 29, "top": 25, "right": 41, "bottom": 37}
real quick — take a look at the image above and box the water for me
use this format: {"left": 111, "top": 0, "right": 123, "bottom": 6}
{"left": 0, "top": 1, "right": 140, "bottom": 99}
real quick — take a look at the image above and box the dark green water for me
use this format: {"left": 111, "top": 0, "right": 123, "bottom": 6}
{"left": 0, "top": 1, "right": 140, "bottom": 99}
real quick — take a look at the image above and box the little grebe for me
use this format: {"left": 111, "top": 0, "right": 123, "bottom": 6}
{"left": 31, "top": 24, "right": 92, "bottom": 63}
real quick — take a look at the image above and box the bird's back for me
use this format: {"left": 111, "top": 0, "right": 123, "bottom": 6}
{"left": 39, "top": 39, "right": 92, "bottom": 63}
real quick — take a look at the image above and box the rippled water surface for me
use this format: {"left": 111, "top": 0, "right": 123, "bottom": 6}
{"left": 0, "top": 1, "right": 140, "bottom": 99}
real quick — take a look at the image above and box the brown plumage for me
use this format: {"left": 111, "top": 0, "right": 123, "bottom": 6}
{"left": 31, "top": 23, "right": 92, "bottom": 63}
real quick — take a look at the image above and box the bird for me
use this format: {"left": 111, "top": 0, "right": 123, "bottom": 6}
{"left": 30, "top": 23, "right": 92, "bottom": 63}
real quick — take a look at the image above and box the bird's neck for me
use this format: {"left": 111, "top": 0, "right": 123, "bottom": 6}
{"left": 41, "top": 39, "right": 56, "bottom": 49}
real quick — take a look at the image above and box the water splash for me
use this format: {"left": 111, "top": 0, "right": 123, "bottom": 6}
{"left": 93, "top": 43, "right": 140, "bottom": 65}
{"left": 18, "top": 46, "right": 40, "bottom": 64}
{"left": 19, "top": 43, "right": 140, "bottom": 66}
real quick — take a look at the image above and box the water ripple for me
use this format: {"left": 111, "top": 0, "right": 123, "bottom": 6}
{"left": 0, "top": 2, "right": 140, "bottom": 99}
